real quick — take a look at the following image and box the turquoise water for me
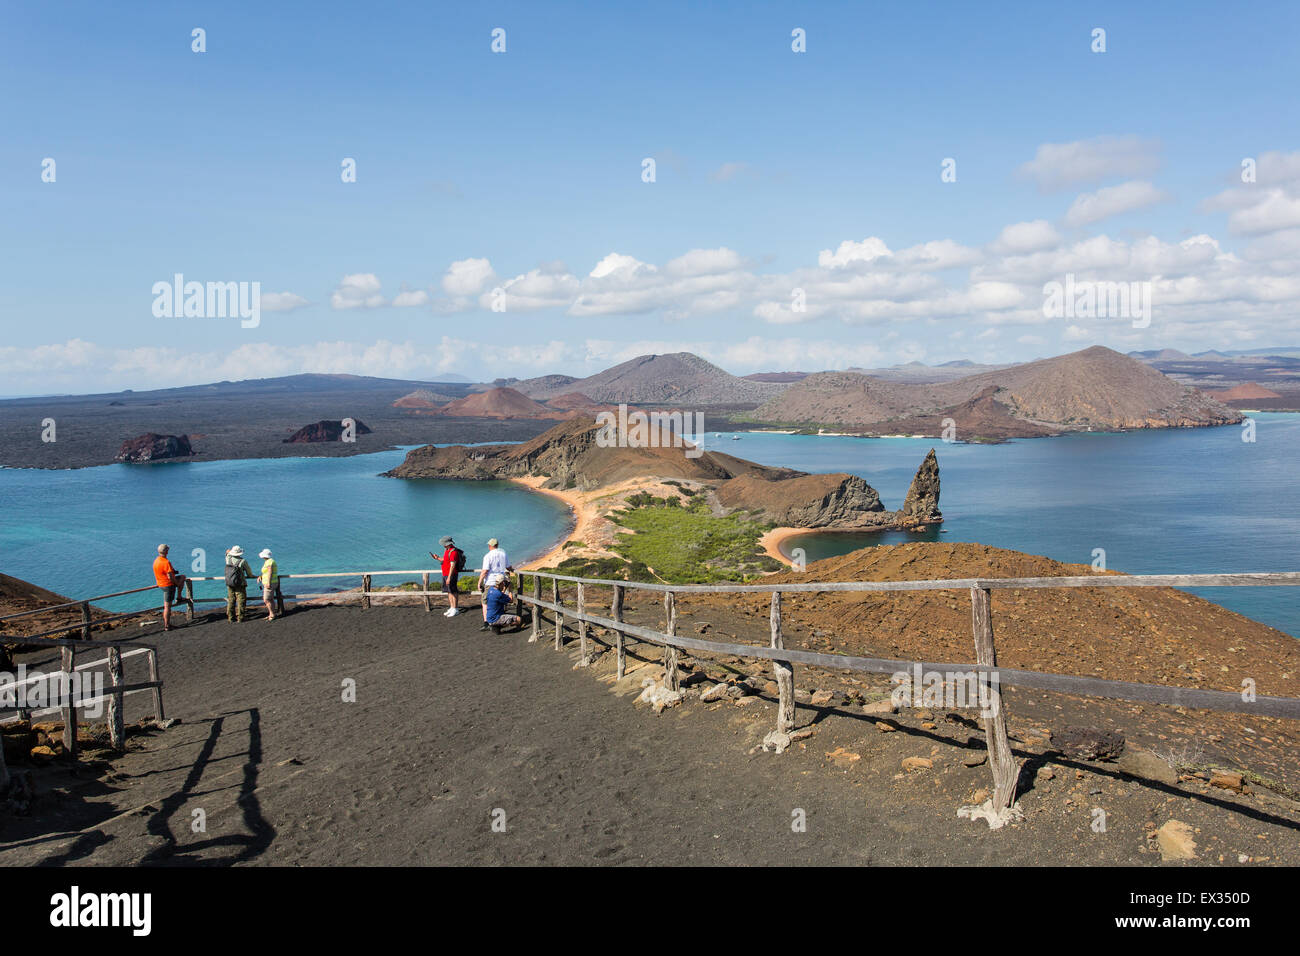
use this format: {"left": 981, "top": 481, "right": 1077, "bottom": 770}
{"left": 714, "top": 416, "right": 1299, "bottom": 636}
{"left": 2, "top": 418, "right": 1296, "bottom": 634}
{"left": 0, "top": 447, "right": 571, "bottom": 611}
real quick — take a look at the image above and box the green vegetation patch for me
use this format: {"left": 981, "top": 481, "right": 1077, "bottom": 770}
{"left": 607, "top": 494, "right": 780, "bottom": 583}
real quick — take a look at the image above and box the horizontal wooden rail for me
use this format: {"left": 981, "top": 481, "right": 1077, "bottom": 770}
{"left": 522, "top": 569, "right": 1300, "bottom": 594}
{"left": 0, "top": 585, "right": 159, "bottom": 623}
{"left": 1, "top": 647, "right": 151, "bottom": 691}
{"left": 520, "top": 595, "right": 1300, "bottom": 720}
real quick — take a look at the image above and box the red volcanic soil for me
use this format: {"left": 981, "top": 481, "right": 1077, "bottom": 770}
{"left": 436, "top": 387, "right": 564, "bottom": 419}
{"left": 1205, "top": 382, "right": 1284, "bottom": 401}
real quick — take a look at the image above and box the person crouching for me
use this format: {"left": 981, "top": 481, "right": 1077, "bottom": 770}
{"left": 483, "top": 581, "right": 522, "bottom": 633}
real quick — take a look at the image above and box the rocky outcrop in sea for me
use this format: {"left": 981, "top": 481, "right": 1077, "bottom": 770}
{"left": 115, "top": 433, "right": 194, "bottom": 463}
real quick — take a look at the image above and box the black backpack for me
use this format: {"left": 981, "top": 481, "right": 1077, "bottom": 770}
{"left": 453, "top": 548, "right": 466, "bottom": 573}
{"left": 225, "top": 561, "right": 246, "bottom": 589}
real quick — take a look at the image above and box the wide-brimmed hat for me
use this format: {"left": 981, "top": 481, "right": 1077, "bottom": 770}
{"left": 439, "top": 535, "right": 454, "bottom": 548}
{"left": 259, "top": 549, "right": 272, "bottom": 559}
{"left": 229, "top": 545, "right": 244, "bottom": 557}
{"left": 487, "top": 538, "right": 499, "bottom": 547}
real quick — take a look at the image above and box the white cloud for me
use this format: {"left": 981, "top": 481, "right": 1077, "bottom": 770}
{"left": 260, "top": 292, "right": 310, "bottom": 312}
{"left": 391, "top": 287, "right": 430, "bottom": 308}
{"left": 1063, "top": 181, "right": 1168, "bottom": 227}
{"left": 991, "top": 220, "right": 1062, "bottom": 254}
{"left": 1018, "top": 135, "right": 1161, "bottom": 191}
{"left": 817, "top": 237, "right": 892, "bottom": 268}
{"left": 441, "top": 257, "right": 496, "bottom": 296}
{"left": 330, "top": 273, "right": 386, "bottom": 310}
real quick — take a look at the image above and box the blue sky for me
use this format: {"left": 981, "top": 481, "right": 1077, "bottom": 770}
{"left": 3, "top": 1, "right": 1299, "bottom": 393}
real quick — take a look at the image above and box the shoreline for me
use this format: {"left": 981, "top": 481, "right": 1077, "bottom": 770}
{"left": 512, "top": 477, "right": 585, "bottom": 570}
{"left": 759, "top": 527, "right": 802, "bottom": 566}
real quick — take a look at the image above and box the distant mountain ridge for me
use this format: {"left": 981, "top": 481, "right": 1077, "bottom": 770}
{"left": 751, "top": 346, "right": 1239, "bottom": 436}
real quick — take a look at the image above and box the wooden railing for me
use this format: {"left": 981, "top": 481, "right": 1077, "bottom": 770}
{"left": 0, "top": 587, "right": 168, "bottom": 789}
{"left": 5, "top": 567, "right": 1297, "bottom": 813}
{"left": 510, "top": 569, "right": 1300, "bottom": 813}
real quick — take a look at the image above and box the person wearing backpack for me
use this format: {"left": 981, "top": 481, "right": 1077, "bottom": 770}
{"left": 224, "top": 545, "right": 256, "bottom": 623}
{"left": 435, "top": 535, "right": 466, "bottom": 617}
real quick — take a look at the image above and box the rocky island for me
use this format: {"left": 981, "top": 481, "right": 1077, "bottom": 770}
{"left": 283, "top": 419, "right": 373, "bottom": 443}
{"left": 114, "top": 433, "right": 195, "bottom": 463}
{"left": 385, "top": 416, "right": 940, "bottom": 580}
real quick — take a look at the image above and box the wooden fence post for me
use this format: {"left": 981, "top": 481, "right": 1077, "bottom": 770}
{"left": 148, "top": 649, "right": 165, "bottom": 722}
{"left": 663, "top": 591, "right": 679, "bottom": 692}
{"left": 576, "top": 583, "right": 589, "bottom": 664}
{"left": 530, "top": 575, "right": 541, "bottom": 642}
{"left": 362, "top": 574, "right": 371, "bottom": 609}
{"left": 80, "top": 601, "right": 91, "bottom": 641}
{"left": 107, "top": 645, "right": 125, "bottom": 751}
{"left": 553, "top": 579, "right": 563, "bottom": 650}
{"left": 60, "top": 644, "right": 78, "bottom": 762}
{"left": 612, "top": 585, "right": 626, "bottom": 679}
{"left": 971, "top": 585, "right": 1017, "bottom": 811}
{"left": 184, "top": 579, "right": 195, "bottom": 622}
{"left": 770, "top": 591, "right": 795, "bottom": 733}
{"left": 422, "top": 572, "right": 432, "bottom": 612}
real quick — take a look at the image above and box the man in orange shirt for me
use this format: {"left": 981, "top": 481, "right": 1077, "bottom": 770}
{"left": 152, "top": 543, "right": 187, "bottom": 632}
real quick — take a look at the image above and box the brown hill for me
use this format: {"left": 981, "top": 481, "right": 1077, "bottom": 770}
{"left": 435, "top": 387, "right": 563, "bottom": 420}
{"left": 523, "top": 353, "right": 786, "bottom": 405}
{"left": 393, "top": 389, "right": 460, "bottom": 410}
{"left": 544, "top": 392, "right": 607, "bottom": 412}
{"left": 736, "top": 542, "right": 1298, "bottom": 698}
{"left": 752, "top": 346, "right": 1240, "bottom": 435}
{"left": 1207, "top": 382, "right": 1284, "bottom": 401}
{"left": 0, "top": 573, "right": 118, "bottom": 657}
{"left": 868, "top": 386, "right": 1058, "bottom": 442}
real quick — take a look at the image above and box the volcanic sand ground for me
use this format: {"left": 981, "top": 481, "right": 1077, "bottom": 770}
{"left": 2, "top": 594, "right": 1298, "bottom": 866}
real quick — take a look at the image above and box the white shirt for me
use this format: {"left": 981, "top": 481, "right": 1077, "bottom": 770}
{"left": 481, "top": 549, "right": 510, "bottom": 577}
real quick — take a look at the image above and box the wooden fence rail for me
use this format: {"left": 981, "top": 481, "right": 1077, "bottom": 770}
{"left": 5, "top": 566, "right": 1297, "bottom": 812}
{"left": 514, "top": 567, "right": 1300, "bottom": 815}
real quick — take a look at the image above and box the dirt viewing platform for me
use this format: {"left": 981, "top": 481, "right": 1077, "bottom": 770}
{"left": 3, "top": 570, "right": 1299, "bottom": 865}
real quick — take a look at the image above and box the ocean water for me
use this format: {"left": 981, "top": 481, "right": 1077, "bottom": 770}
{"left": 1, "top": 417, "right": 1296, "bottom": 635}
{"left": 711, "top": 415, "right": 1299, "bottom": 636}
{"left": 0, "top": 447, "right": 571, "bottom": 611}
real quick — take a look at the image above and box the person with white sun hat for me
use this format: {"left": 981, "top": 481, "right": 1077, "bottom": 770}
{"left": 258, "top": 548, "right": 282, "bottom": 621}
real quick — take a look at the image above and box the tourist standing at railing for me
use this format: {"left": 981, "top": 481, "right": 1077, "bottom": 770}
{"left": 258, "top": 549, "right": 281, "bottom": 621}
{"left": 436, "top": 535, "right": 466, "bottom": 618}
{"left": 224, "top": 546, "right": 256, "bottom": 623}
{"left": 152, "top": 543, "right": 188, "bottom": 632}
{"left": 477, "top": 538, "right": 514, "bottom": 631}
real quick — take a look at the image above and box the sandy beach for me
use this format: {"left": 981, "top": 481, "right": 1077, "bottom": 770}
{"left": 758, "top": 527, "right": 801, "bottom": 566}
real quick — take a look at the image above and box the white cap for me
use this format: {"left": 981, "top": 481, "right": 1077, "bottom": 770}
{"left": 157, "top": 544, "right": 168, "bottom": 554}
{"left": 259, "top": 549, "right": 272, "bottom": 559}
